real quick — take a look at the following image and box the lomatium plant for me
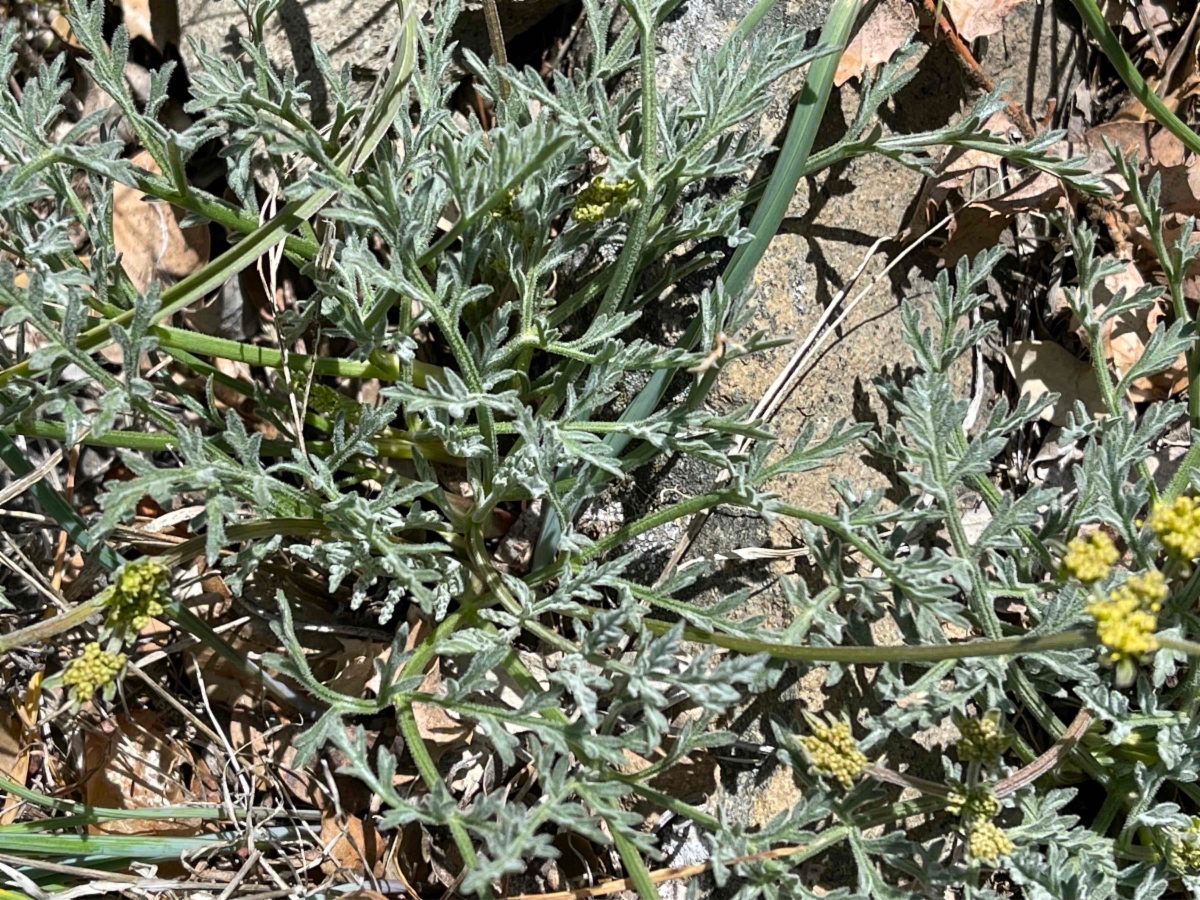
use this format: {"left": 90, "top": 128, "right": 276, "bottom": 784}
{"left": 1, "top": 0, "right": 1200, "bottom": 895}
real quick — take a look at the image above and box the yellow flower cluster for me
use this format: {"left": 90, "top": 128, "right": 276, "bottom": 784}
{"left": 966, "top": 820, "right": 1013, "bottom": 866}
{"left": 799, "top": 714, "right": 867, "bottom": 789}
{"left": 1149, "top": 495, "right": 1200, "bottom": 561}
{"left": 956, "top": 715, "right": 1006, "bottom": 765}
{"left": 1168, "top": 817, "right": 1200, "bottom": 874}
{"left": 62, "top": 642, "right": 126, "bottom": 699}
{"left": 104, "top": 559, "right": 168, "bottom": 635}
{"left": 1061, "top": 531, "right": 1119, "bottom": 583}
{"left": 1087, "top": 569, "right": 1167, "bottom": 684}
{"left": 571, "top": 177, "right": 636, "bottom": 223}
{"left": 947, "top": 785, "right": 1000, "bottom": 824}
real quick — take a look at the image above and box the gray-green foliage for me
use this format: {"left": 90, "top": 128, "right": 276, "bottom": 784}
{"left": 1, "top": 0, "right": 1193, "bottom": 895}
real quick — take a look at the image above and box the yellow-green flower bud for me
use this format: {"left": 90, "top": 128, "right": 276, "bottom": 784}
{"left": 798, "top": 712, "right": 867, "bottom": 789}
{"left": 1149, "top": 496, "right": 1200, "bottom": 561}
{"left": 955, "top": 712, "right": 1006, "bottom": 765}
{"left": 946, "top": 784, "right": 1000, "bottom": 825}
{"left": 308, "top": 384, "right": 363, "bottom": 424}
{"left": 104, "top": 559, "right": 168, "bottom": 637}
{"left": 62, "top": 642, "right": 126, "bottom": 701}
{"left": 1168, "top": 817, "right": 1200, "bottom": 874}
{"left": 571, "top": 177, "right": 637, "bottom": 223}
{"left": 490, "top": 188, "right": 521, "bottom": 223}
{"left": 1087, "top": 569, "right": 1166, "bottom": 684}
{"left": 1061, "top": 531, "right": 1119, "bottom": 583}
{"left": 965, "top": 819, "right": 1013, "bottom": 866}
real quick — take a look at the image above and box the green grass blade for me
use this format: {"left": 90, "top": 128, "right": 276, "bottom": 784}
{"left": 533, "top": 0, "right": 860, "bottom": 566}
{"left": 342, "top": 0, "right": 419, "bottom": 173}
{"left": 0, "top": 432, "right": 123, "bottom": 570}
{"left": 0, "top": 831, "right": 235, "bottom": 860}
{"left": 722, "top": 0, "right": 861, "bottom": 298}
{"left": 1067, "top": 0, "right": 1200, "bottom": 155}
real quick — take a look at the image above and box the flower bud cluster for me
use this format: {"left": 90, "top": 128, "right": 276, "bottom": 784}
{"left": 571, "top": 177, "right": 636, "bottom": 223}
{"left": 1061, "top": 531, "right": 1119, "bottom": 583}
{"left": 104, "top": 559, "right": 168, "bottom": 636}
{"left": 799, "top": 713, "right": 867, "bottom": 789}
{"left": 1086, "top": 569, "right": 1166, "bottom": 685}
{"left": 947, "top": 784, "right": 1000, "bottom": 824}
{"left": 1149, "top": 495, "right": 1200, "bottom": 561}
{"left": 956, "top": 715, "right": 1006, "bottom": 765}
{"left": 62, "top": 642, "right": 125, "bottom": 700}
{"left": 966, "top": 820, "right": 1013, "bottom": 866}
{"left": 1168, "top": 817, "right": 1200, "bottom": 874}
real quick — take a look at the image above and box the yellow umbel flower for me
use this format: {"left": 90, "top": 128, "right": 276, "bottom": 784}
{"left": 955, "top": 713, "right": 1006, "bottom": 766}
{"left": 62, "top": 642, "right": 125, "bottom": 701}
{"left": 1168, "top": 817, "right": 1200, "bottom": 874}
{"left": 1062, "top": 531, "right": 1119, "bottom": 583}
{"left": 1149, "top": 496, "right": 1200, "bottom": 561}
{"left": 571, "top": 177, "right": 636, "bottom": 223}
{"left": 104, "top": 559, "right": 168, "bottom": 636}
{"left": 965, "top": 819, "right": 1013, "bottom": 866}
{"left": 1087, "top": 569, "right": 1167, "bottom": 685}
{"left": 799, "top": 713, "right": 867, "bottom": 789}
{"left": 946, "top": 784, "right": 1000, "bottom": 825}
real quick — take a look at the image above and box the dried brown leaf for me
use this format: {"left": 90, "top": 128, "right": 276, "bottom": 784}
{"left": 834, "top": 0, "right": 915, "bottom": 86}
{"left": 945, "top": 0, "right": 1028, "bottom": 41}
{"left": 1003, "top": 340, "right": 1106, "bottom": 426}
{"left": 83, "top": 709, "right": 200, "bottom": 835}
{"left": 319, "top": 813, "right": 387, "bottom": 876}
{"left": 0, "top": 708, "right": 27, "bottom": 826}
{"left": 114, "top": 150, "right": 209, "bottom": 293}
{"left": 939, "top": 171, "right": 1065, "bottom": 264}
{"left": 405, "top": 611, "right": 472, "bottom": 759}
{"left": 1096, "top": 260, "right": 1188, "bottom": 401}
{"left": 120, "top": 0, "right": 180, "bottom": 51}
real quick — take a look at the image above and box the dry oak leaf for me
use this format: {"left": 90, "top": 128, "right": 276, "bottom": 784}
{"left": 0, "top": 707, "right": 27, "bottom": 827}
{"left": 121, "top": 0, "right": 180, "bottom": 51}
{"left": 945, "top": 0, "right": 1028, "bottom": 41}
{"left": 114, "top": 150, "right": 209, "bottom": 293}
{"left": 834, "top": 0, "right": 915, "bottom": 86}
{"left": 1099, "top": 0, "right": 1172, "bottom": 35}
{"left": 1096, "top": 259, "right": 1188, "bottom": 402}
{"left": 83, "top": 709, "right": 200, "bottom": 835}
{"left": 939, "top": 170, "right": 1066, "bottom": 264}
{"left": 318, "top": 813, "right": 387, "bottom": 876}
{"left": 1004, "top": 340, "right": 1106, "bottom": 426}
{"left": 405, "top": 610, "right": 473, "bottom": 760}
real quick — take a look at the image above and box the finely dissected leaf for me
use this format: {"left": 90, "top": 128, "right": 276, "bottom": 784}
{"left": 5, "top": 0, "right": 1200, "bottom": 895}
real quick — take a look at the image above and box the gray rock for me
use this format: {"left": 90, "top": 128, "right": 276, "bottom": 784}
{"left": 176, "top": 0, "right": 568, "bottom": 102}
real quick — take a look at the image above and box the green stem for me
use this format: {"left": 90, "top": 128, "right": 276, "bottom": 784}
{"left": 579, "top": 492, "right": 730, "bottom": 563}
{"left": 393, "top": 604, "right": 489, "bottom": 896}
{"left": 1165, "top": 443, "right": 1200, "bottom": 501}
{"left": 611, "top": 830, "right": 660, "bottom": 900}
{"left": 152, "top": 325, "right": 435, "bottom": 385}
{"left": 1, "top": 420, "right": 457, "bottom": 466}
{"left": 624, "top": 595, "right": 1099, "bottom": 662}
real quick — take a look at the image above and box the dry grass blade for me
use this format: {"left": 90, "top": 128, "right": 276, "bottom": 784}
{"left": 505, "top": 844, "right": 816, "bottom": 900}
{"left": 0, "top": 447, "right": 63, "bottom": 507}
